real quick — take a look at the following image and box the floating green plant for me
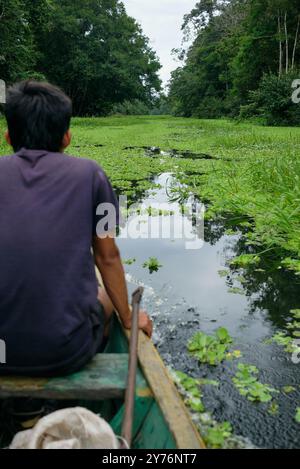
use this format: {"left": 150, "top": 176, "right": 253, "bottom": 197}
{"left": 171, "top": 370, "right": 232, "bottom": 449}
{"left": 205, "top": 422, "right": 233, "bottom": 449}
{"left": 291, "top": 309, "right": 300, "bottom": 319}
{"left": 226, "top": 350, "right": 242, "bottom": 360}
{"left": 228, "top": 287, "right": 245, "bottom": 295}
{"left": 281, "top": 258, "right": 300, "bottom": 276}
{"left": 265, "top": 332, "right": 300, "bottom": 354}
{"left": 122, "top": 258, "right": 136, "bottom": 265}
{"left": 218, "top": 269, "right": 229, "bottom": 278}
{"left": 268, "top": 402, "right": 279, "bottom": 416}
{"left": 282, "top": 386, "right": 296, "bottom": 394}
{"left": 286, "top": 321, "right": 300, "bottom": 331}
{"left": 188, "top": 328, "right": 233, "bottom": 366}
{"left": 232, "top": 363, "right": 278, "bottom": 403}
{"left": 295, "top": 408, "right": 300, "bottom": 424}
{"left": 142, "top": 257, "right": 163, "bottom": 274}
{"left": 172, "top": 371, "right": 204, "bottom": 413}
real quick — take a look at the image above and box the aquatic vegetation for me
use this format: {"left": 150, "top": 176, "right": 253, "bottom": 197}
{"left": 227, "top": 287, "right": 245, "bottom": 295}
{"left": 144, "top": 207, "right": 174, "bottom": 217}
{"left": 226, "top": 350, "right": 242, "bottom": 360}
{"left": 268, "top": 402, "right": 279, "bottom": 416}
{"left": 281, "top": 258, "right": 300, "bottom": 276}
{"left": 142, "top": 257, "right": 163, "bottom": 274}
{"left": 188, "top": 328, "right": 233, "bottom": 366}
{"left": 266, "top": 332, "right": 300, "bottom": 354}
{"left": 218, "top": 269, "right": 229, "bottom": 278}
{"left": 296, "top": 408, "right": 300, "bottom": 424}
{"left": 122, "top": 258, "right": 136, "bottom": 265}
{"left": 225, "top": 229, "right": 237, "bottom": 236}
{"left": 282, "top": 386, "right": 296, "bottom": 394}
{"left": 232, "top": 364, "right": 278, "bottom": 403}
{"left": 287, "top": 311, "right": 300, "bottom": 338}
{"left": 286, "top": 322, "right": 300, "bottom": 331}
{"left": 171, "top": 370, "right": 233, "bottom": 449}
{"left": 264, "top": 309, "right": 300, "bottom": 358}
{"left": 204, "top": 422, "right": 233, "bottom": 449}
{"left": 230, "top": 254, "right": 261, "bottom": 269}
{"left": 172, "top": 371, "right": 205, "bottom": 413}
{"left": 291, "top": 309, "right": 300, "bottom": 319}
{"left": 198, "top": 378, "right": 219, "bottom": 387}
{"left": 235, "top": 275, "right": 247, "bottom": 284}
{"left": 166, "top": 179, "right": 192, "bottom": 204}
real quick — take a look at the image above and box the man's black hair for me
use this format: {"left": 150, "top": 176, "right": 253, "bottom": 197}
{"left": 5, "top": 81, "right": 72, "bottom": 152}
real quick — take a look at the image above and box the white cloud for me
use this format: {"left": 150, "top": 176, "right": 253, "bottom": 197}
{"left": 122, "top": 0, "right": 196, "bottom": 86}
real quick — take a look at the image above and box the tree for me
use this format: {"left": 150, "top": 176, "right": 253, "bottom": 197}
{"left": 34, "top": 0, "right": 161, "bottom": 115}
{"left": 169, "top": 0, "right": 300, "bottom": 123}
{"left": 0, "top": 0, "right": 37, "bottom": 83}
{"left": 0, "top": 0, "right": 161, "bottom": 115}
{"left": 169, "top": 0, "right": 247, "bottom": 117}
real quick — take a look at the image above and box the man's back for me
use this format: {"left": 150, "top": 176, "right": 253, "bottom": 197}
{"left": 0, "top": 148, "right": 115, "bottom": 375}
{"left": 0, "top": 80, "right": 152, "bottom": 377}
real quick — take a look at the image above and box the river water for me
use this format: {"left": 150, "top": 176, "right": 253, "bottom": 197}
{"left": 116, "top": 172, "right": 300, "bottom": 449}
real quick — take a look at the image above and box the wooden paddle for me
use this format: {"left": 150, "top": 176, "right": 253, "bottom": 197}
{"left": 121, "top": 287, "right": 144, "bottom": 448}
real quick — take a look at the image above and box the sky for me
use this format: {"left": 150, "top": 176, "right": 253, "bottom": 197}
{"left": 123, "top": 0, "right": 196, "bottom": 86}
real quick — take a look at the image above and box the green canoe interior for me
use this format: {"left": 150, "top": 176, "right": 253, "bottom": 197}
{"left": 0, "top": 316, "right": 205, "bottom": 449}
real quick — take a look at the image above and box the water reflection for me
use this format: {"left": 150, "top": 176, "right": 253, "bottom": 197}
{"left": 115, "top": 172, "right": 300, "bottom": 449}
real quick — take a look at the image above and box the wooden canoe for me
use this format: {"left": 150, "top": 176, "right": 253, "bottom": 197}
{"left": 0, "top": 315, "right": 205, "bottom": 449}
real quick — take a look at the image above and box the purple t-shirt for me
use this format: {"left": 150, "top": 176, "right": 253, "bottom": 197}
{"left": 0, "top": 148, "right": 119, "bottom": 375}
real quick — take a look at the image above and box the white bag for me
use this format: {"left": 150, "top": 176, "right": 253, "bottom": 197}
{"left": 10, "top": 407, "right": 119, "bottom": 449}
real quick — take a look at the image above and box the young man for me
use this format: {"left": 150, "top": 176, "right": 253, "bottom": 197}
{"left": 0, "top": 80, "right": 152, "bottom": 376}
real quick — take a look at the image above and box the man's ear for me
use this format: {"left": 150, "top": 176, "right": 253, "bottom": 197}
{"left": 61, "top": 129, "right": 72, "bottom": 151}
{"left": 5, "top": 130, "right": 12, "bottom": 147}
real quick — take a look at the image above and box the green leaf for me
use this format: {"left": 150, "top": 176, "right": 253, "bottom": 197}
{"left": 188, "top": 328, "right": 233, "bottom": 365}
{"left": 282, "top": 386, "right": 296, "bottom": 394}
{"left": 233, "top": 364, "right": 277, "bottom": 403}
{"left": 295, "top": 408, "right": 300, "bottom": 424}
{"left": 216, "top": 327, "right": 232, "bottom": 344}
{"left": 268, "top": 402, "right": 279, "bottom": 415}
{"left": 142, "top": 257, "right": 163, "bottom": 274}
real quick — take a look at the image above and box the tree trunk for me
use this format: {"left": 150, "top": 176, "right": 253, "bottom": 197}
{"left": 278, "top": 13, "right": 283, "bottom": 76}
{"left": 284, "top": 12, "right": 289, "bottom": 74}
{"left": 292, "top": 16, "right": 300, "bottom": 70}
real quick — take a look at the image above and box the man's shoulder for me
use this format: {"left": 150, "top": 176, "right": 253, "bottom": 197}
{"left": 63, "top": 153, "right": 104, "bottom": 175}
{"left": 0, "top": 154, "right": 13, "bottom": 164}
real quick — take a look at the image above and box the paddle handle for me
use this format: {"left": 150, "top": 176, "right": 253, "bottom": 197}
{"left": 121, "top": 287, "right": 144, "bottom": 448}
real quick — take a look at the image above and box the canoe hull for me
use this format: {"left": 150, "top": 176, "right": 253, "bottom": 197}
{"left": 0, "top": 315, "right": 204, "bottom": 449}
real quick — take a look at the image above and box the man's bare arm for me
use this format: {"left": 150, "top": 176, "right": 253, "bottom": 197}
{"left": 93, "top": 235, "right": 152, "bottom": 337}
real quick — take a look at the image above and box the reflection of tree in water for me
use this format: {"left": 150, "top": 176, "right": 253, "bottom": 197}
{"left": 115, "top": 173, "right": 300, "bottom": 332}
{"left": 204, "top": 218, "right": 228, "bottom": 245}
{"left": 231, "top": 241, "right": 299, "bottom": 329}
{"left": 230, "top": 236, "right": 299, "bottom": 330}
{"left": 204, "top": 214, "right": 254, "bottom": 245}
{"left": 204, "top": 216, "right": 299, "bottom": 330}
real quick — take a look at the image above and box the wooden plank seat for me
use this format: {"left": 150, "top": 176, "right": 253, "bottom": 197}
{"left": 0, "top": 354, "right": 149, "bottom": 401}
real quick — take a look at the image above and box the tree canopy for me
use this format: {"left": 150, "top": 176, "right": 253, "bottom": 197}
{"left": 169, "top": 0, "right": 300, "bottom": 124}
{"left": 0, "top": 0, "right": 161, "bottom": 115}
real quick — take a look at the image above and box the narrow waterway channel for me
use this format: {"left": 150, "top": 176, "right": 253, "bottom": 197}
{"left": 116, "top": 172, "right": 300, "bottom": 449}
